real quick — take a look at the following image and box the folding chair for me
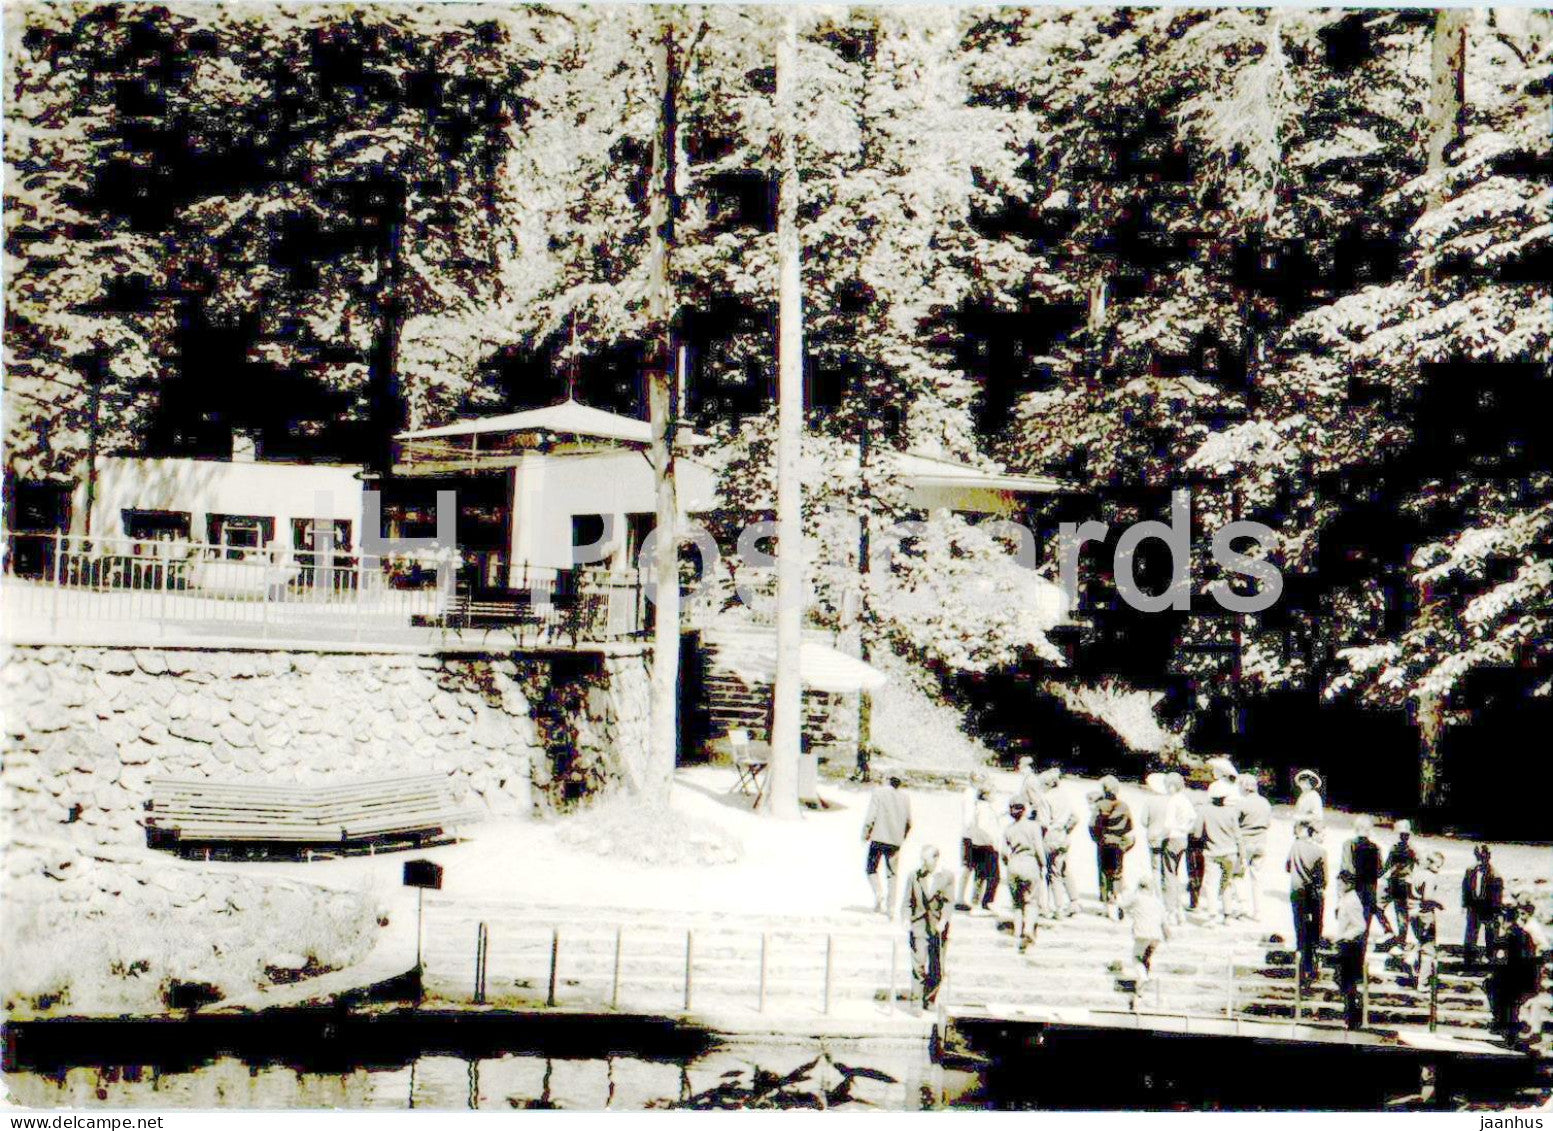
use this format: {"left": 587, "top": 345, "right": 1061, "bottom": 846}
{"left": 726, "top": 729, "right": 766, "bottom": 803}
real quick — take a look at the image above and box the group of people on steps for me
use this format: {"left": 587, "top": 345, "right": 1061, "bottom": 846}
{"left": 858, "top": 762, "right": 1548, "bottom": 1045}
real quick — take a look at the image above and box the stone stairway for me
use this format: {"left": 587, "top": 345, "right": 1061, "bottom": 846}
{"left": 416, "top": 896, "right": 1542, "bottom": 1048}
{"left": 944, "top": 910, "right": 1510, "bottom": 1040}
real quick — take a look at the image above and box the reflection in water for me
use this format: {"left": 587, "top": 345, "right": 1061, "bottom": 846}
{"left": 9, "top": 1035, "right": 1543, "bottom": 1111}
{"left": 6, "top": 1040, "right": 934, "bottom": 1111}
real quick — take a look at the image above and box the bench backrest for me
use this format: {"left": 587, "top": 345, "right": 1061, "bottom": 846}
{"left": 146, "top": 773, "right": 469, "bottom": 842}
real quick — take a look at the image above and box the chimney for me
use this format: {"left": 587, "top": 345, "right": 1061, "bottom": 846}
{"left": 231, "top": 430, "right": 259, "bottom": 463}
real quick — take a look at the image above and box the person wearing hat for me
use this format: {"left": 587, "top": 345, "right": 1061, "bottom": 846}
{"left": 1379, "top": 820, "right": 1419, "bottom": 951}
{"left": 1286, "top": 818, "right": 1328, "bottom": 983}
{"left": 1461, "top": 844, "right": 1505, "bottom": 968}
{"left": 1207, "top": 756, "right": 1238, "bottom": 783}
{"left": 1185, "top": 785, "right": 1210, "bottom": 913}
{"left": 1091, "top": 775, "right": 1135, "bottom": 918}
{"left": 1024, "top": 769, "right": 1058, "bottom": 920}
{"left": 1293, "top": 770, "right": 1325, "bottom": 831}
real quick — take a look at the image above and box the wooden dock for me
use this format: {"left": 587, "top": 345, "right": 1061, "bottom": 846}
{"left": 416, "top": 895, "right": 1541, "bottom": 1056}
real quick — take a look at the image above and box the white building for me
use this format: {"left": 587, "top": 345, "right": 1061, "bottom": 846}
{"left": 71, "top": 436, "right": 364, "bottom": 557}
{"left": 391, "top": 400, "right": 720, "bottom": 585}
{"left": 64, "top": 403, "right": 1074, "bottom": 585}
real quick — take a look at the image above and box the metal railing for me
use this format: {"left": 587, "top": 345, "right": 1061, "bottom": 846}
{"left": 435, "top": 917, "right": 895, "bottom": 1018}
{"left": 2, "top": 531, "right": 645, "bottom": 645}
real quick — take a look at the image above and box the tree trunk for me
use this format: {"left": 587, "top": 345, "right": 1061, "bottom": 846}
{"left": 1417, "top": 9, "right": 1469, "bottom": 813}
{"left": 854, "top": 415, "right": 874, "bottom": 780}
{"left": 847, "top": 18, "right": 881, "bottom": 783}
{"left": 1087, "top": 274, "right": 1109, "bottom": 376}
{"left": 368, "top": 206, "right": 406, "bottom": 480}
{"left": 1425, "top": 9, "right": 1470, "bottom": 214}
{"left": 79, "top": 350, "right": 104, "bottom": 540}
{"left": 645, "top": 14, "right": 682, "bottom": 800}
{"left": 764, "top": 6, "right": 805, "bottom": 819}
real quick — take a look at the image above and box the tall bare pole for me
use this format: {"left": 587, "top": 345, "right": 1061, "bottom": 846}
{"left": 646, "top": 10, "right": 682, "bottom": 799}
{"left": 1414, "top": 7, "right": 1470, "bottom": 818}
{"left": 765, "top": 7, "right": 804, "bottom": 818}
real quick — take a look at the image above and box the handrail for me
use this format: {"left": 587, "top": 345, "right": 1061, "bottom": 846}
{"left": 2, "top": 529, "right": 645, "bottom": 643}
{"left": 423, "top": 901, "right": 1503, "bottom": 1043}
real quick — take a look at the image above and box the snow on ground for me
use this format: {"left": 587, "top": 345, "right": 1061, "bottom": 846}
{"left": 220, "top": 764, "right": 1551, "bottom": 942}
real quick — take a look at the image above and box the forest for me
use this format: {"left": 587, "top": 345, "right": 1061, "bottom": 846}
{"left": 4, "top": 5, "right": 1549, "bottom": 829}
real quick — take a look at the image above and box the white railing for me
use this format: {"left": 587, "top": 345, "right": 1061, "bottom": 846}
{"left": 2, "top": 530, "right": 449, "bottom": 640}
{"left": 1, "top": 531, "right": 647, "bottom": 645}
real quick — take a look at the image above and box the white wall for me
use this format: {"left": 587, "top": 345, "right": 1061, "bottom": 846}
{"left": 510, "top": 450, "right": 718, "bottom": 572}
{"left": 74, "top": 453, "right": 1015, "bottom": 573}
{"left": 73, "top": 457, "right": 366, "bottom": 549}
{"left": 904, "top": 482, "right": 1020, "bottom": 516}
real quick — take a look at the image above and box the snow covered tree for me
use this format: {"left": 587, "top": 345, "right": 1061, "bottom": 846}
{"left": 5, "top": 4, "right": 535, "bottom": 473}
{"left": 4, "top": 5, "right": 172, "bottom": 482}
{"left": 1317, "top": 13, "right": 1552, "bottom": 716}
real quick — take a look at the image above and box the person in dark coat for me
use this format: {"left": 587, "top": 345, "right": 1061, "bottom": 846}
{"left": 1332, "top": 870, "right": 1370, "bottom": 1030}
{"left": 1090, "top": 775, "right": 1134, "bottom": 918}
{"left": 1461, "top": 844, "right": 1505, "bottom": 968}
{"left": 1340, "top": 816, "right": 1391, "bottom": 935}
{"left": 1487, "top": 901, "right": 1545, "bottom": 1045}
{"left": 1185, "top": 789, "right": 1208, "bottom": 912}
{"left": 1379, "top": 820, "right": 1418, "bottom": 950}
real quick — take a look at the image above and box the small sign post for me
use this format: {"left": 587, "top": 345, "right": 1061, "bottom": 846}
{"left": 403, "top": 860, "right": 443, "bottom": 979}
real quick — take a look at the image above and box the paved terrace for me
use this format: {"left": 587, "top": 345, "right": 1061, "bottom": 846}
{"left": 0, "top": 577, "right": 645, "bottom": 654}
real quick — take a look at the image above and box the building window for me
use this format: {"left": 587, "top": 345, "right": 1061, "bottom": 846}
{"left": 625, "top": 513, "right": 656, "bottom": 570}
{"left": 206, "top": 514, "right": 274, "bottom": 559}
{"left": 14, "top": 481, "right": 71, "bottom": 533}
{"left": 571, "top": 514, "right": 611, "bottom": 566}
{"left": 291, "top": 518, "right": 352, "bottom": 554}
{"left": 122, "top": 509, "right": 192, "bottom": 545}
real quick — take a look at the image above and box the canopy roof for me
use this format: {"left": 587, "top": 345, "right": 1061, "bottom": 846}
{"left": 397, "top": 400, "right": 708, "bottom": 447}
{"left": 706, "top": 629, "right": 888, "bottom": 694}
{"left": 894, "top": 450, "right": 1075, "bottom": 495}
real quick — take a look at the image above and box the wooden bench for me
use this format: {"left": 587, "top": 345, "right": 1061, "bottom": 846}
{"left": 144, "top": 773, "right": 480, "bottom": 856}
{"left": 413, "top": 586, "right": 552, "bottom": 637}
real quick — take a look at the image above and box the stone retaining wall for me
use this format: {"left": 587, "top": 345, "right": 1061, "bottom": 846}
{"left": 0, "top": 641, "right": 652, "bottom": 1017}
{"left": 2, "top": 643, "right": 652, "bottom": 850}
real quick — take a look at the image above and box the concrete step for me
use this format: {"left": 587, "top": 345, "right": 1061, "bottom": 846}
{"left": 1236, "top": 998, "right": 1493, "bottom": 1031}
